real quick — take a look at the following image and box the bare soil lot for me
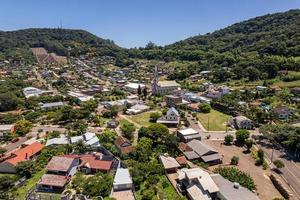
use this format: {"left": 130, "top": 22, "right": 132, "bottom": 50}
{"left": 205, "top": 140, "right": 282, "bottom": 200}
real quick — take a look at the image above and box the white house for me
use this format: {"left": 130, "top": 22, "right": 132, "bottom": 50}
{"left": 124, "top": 83, "right": 145, "bottom": 93}
{"left": 157, "top": 107, "right": 180, "bottom": 127}
{"left": 113, "top": 168, "right": 133, "bottom": 191}
{"left": 70, "top": 132, "right": 100, "bottom": 147}
{"left": 0, "top": 124, "right": 15, "bottom": 139}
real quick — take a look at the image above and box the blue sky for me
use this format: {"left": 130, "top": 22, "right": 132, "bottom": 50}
{"left": 0, "top": 0, "right": 300, "bottom": 48}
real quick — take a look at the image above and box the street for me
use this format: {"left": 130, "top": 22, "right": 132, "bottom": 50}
{"left": 260, "top": 141, "right": 300, "bottom": 199}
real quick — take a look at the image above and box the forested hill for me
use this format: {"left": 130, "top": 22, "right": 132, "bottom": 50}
{"left": 0, "top": 28, "right": 128, "bottom": 65}
{"left": 168, "top": 9, "right": 300, "bottom": 56}
{"left": 128, "top": 9, "right": 300, "bottom": 81}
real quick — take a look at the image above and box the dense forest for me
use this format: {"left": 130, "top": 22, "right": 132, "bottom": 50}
{"left": 0, "top": 28, "right": 128, "bottom": 65}
{"left": 129, "top": 9, "right": 300, "bottom": 81}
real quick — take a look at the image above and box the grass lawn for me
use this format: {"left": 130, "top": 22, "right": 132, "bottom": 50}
{"left": 272, "top": 80, "right": 300, "bottom": 88}
{"left": 197, "top": 109, "right": 230, "bottom": 131}
{"left": 136, "top": 175, "right": 185, "bottom": 200}
{"left": 127, "top": 111, "right": 159, "bottom": 127}
{"left": 14, "top": 169, "right": 45, "bottom": 199}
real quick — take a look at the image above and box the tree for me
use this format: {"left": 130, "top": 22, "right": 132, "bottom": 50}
{"left": 15, "top": 119, "right": 32, "bottom": 136}
{"left": 15, "top": 160, "right": 35, "bottom": 178}
{"left": 83, "top": 173, "right": 113, "bottom": 197}
{"left": 256, "top": 148, "right": 265, "bottom": 166}
{"left": 224, "top": 134, "right": 234, "bottom": 145}
{"left": 73, "top": 140, "right": 87, "bottom": 154}
{"left": 120, "top": 121, "right": 136, "bottom": 140}
{"left": 273, "top": 159, "right": 285, "bottom": 169}
{"left": 0, "top": 92, "right": 20, "bottom": 112}
{"left": 244, "top": 139, "right": 254, "bottom": 152}
{"left": 0, "top": 175, "right": 15, "bottom": 191}
{"left": 149, "top": 112, "right": 161, "bottom": 122}
{"left": 138, "top": 85, "right": 142, "bottom": 97}
{"left": 231, "top": 156, "right": 239, "bottom": 165}
{"left": 235, "top": 129, "right": 250, "bottom": 145}
{"left": 141, "top": 123, "right": 169, "bottom": 145}
{"left": 143, "top": 87, "right": 147, "bottom": 98}
{"left": 136, "top": 137, "right": 153, "bottom": 162}
{"left": 198, "top": 103, "right": 211, "bottom": 113}
{"left": 0, "top": 147, "right": 7, "bottom": 155}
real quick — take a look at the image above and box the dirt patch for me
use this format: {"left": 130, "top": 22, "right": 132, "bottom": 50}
{"left": 204, "top": 140, "right": 282, "bottom": 200}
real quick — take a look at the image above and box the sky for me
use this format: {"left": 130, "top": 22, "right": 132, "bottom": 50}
{"left": 0, "top": 0, "right": 300, "bottom": 48}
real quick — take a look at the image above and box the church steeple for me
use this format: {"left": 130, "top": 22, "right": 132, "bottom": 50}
{"left": 152, "top": 64, "right": 159, "bottom": 95}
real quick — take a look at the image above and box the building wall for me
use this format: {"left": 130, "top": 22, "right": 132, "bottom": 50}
{"left": 0, "top": 162, "right": 16, "bottom": 173}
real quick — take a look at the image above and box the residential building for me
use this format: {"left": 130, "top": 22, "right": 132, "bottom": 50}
{"left": 0, "top": 142, "right": 44, "bottom": 173}
{"left": 113, "top": 168, "right": 133, "bottom": 191}
{"left": 152, "top": 65, "right": 180, "bottom": 95}
{"left": 46, "top": 134, "right": 69, "bottom": 146}
{"left": 78, "top": 154, "right": 113, "bottom": 173}
{"left": 157, "top": 107, "right": 180, "bottom": 127}
{"left": 70, "top": 132, "right": 100, "bottom": 147}
{"left": 115, "top": 136, "right": 134, "bottom": 154}
{"left": 23, "top": 87, "right": 53, "bottom": 99}
{"left": 177, "top": 128, "right": 202, "bottom": 142}
{"left": 67, "top": 91, "right": 94, "bottom": 102}
{"left": 179, "top": 140, "right": 222, "bottom": 165}
{"left": 37, "top": 156, "right": 80, "bottom": 191}
{"left": 124, "top": 83, "right": 146, "bottom": 93}
{"left": 0, "top": 124, "right": 15, "bottom": 139}
{"left": 256, "top": 86, "right": 268, "bottom": 91}
{"left": 291, "top": 87, "right": 300, "bottom": 95}
{"left": 159, "top": 155, "right": 180, "bottom": 173}
{"left": 272, "top": 106, "right": 294, "bottom": 120}
{"left": 39, "top": 102, "right": 64, "bottom": 110}
{"left": 165, "top": 95, "right": 182, "bottom": 107}
{"left": 211, "top": 174, "right": 259, "bottom": 200}
{"left": 177, "top": 168, "right": 219, "bottom": 200}
{"left": 126, "top": 104, "right": 150, "bottom": 115}
{"left": 230, "top": 116, "right": 254, "bottom": 130}
{"left": 107, "top": 119, "right": 119, "bottom": 129}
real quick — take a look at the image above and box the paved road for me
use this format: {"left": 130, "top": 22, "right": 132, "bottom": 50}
{"left": 259, "top": 142, "right": 300, "bottom": 199}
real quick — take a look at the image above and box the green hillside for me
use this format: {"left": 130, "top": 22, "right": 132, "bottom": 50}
{"left": 0, "top": 28, "right": 128, "bottom": 65}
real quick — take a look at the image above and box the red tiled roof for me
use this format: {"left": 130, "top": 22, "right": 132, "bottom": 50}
{"left": 39, "top": 174, "right": 68, "bottom": 188}
{"left": 79, "top": 155, "right": 112, "bottom": 171}
{"left": 5, "top": 142, "right": 44, "bottom": 166}
{"left": 46, "top": 156, "right": 76, "bottom": 172}
{"left": 176, "top": 156, "right": 188, "bottom": 165}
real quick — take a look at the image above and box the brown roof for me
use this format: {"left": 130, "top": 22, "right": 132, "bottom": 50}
{"left": 178, "top": 142, "right": 193, "bottom": 152}
{"left": 46, "top": 156, "right": 76, "bottom": 172}
{"left": 39, "top": 174, "right": 68, "bottom": 188}
{"left": 79, "top": 155, "right": 112, "bottom": 171}
{"left": 115, "top": 136, "right": 134, "bottom": 154}
{"left": 115, "top": 136, "right": 130, "bottom": 147}
{"left": 176, "top": 156, "right": 188, "bottom": 165}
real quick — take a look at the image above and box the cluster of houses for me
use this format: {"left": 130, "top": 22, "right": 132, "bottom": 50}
{"left": 159, "top": 155, "right": 259, "bottom": 200}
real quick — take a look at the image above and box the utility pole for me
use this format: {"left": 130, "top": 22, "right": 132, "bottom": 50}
{"left": 208, "top": 117, "right": 210, "bottom": 132}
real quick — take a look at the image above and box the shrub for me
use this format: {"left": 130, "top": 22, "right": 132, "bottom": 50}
{"left": 224, "top": 134, "right": 234, "bottom": 145}
{"left": 235, "top": 129, "right": 250, "bottom": 145}
{"left": 230, "top": 156, "right": 239, "bottom": 165}
{"left": 198, "top": 103, "right": 211, "bottom": 113}
{"left": 273, "top": 160, "right": 285, "bottom": 169}
{"left": 213, "top": 167, "right": 256, "bottom": 191}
